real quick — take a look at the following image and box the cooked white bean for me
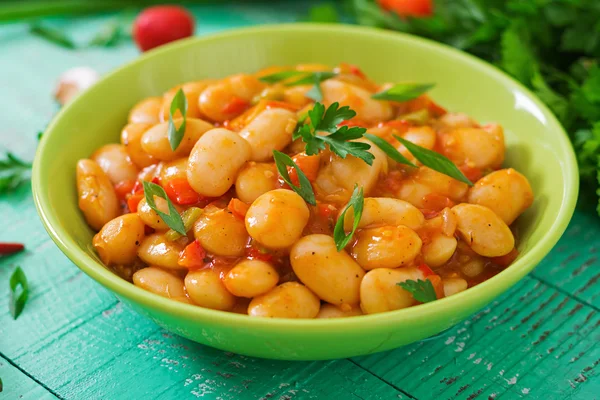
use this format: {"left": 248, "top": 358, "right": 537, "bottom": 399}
{"left": 137, "top": 196, "right": 182, "bottom": 231}
{"left": 91, "top": 144, "right": 139, "bottom": 185}
{"left": 460, "top": 257, "right": 485, "bottom": 277}
{"left": 239, "top": 108, "right": 297, "bottom": 161}
{"left": 128, "top": 97, "right": 161, "bottom": 124}
{"left": 185, "top": 269, "right": 236, "bottom": 311}
{"left": 343, "top": 197, "right": 424, "bottom": 231}
{"left": 248, "top": 282, "right": 320, "bottom": 318}
{"left": 223, "top": 259, "right": 279, "bottom": 298}
{"left": 199, "top": 75, "right": 264, "bottom": 122}
{"left": 422, "top": 234, "right": 457, "bottom": 267}
{"left": 138, "top": 233, "right": 186, "bottom": 270}
{"left": 235, "top": 162, "right": 278, "bottom": 204}
{"left": 141, "top": 118, "right": 214, "bottom": 161}
{"left": 76, "top": 159, "right": 120, "bottom": 231}
{"left": 452, "top": 203, "right": 514, "bottom": 257}
{"left": 322, "top": 79, "right": 392, "bottom": 123}
{"left": 245, "top": 189, "right": 309, "bottom": 249}
{"left": 121, "top": 123, "right": 156, "bottom": 168}
{"left": 441, "top": 125, "right": 504, "bottom": 170}
{"left": 160, "top": 80, "right": 214, "bottom": 122}
{"left": 443, "top": 278, "right": 468, "bottom": 297}
{"left": 435, "top": 112, "right": 477, "bottom": 130}
{"left": 468, "top": 168, "right": 534, "bottom": 225}
{"left": 93, "top": 213, "right": 145, "bottom": 265}
{"left": 159, "top": 157, "right": 188, "bottom": 183}
{"left": 187, "top": 128, "right": 251, "bottom": 196}
{"left": 133, "top": 267, "right": 186, "bottom": 298}
{"left": 397, "top": 167, "right": 469, "bottom": 208}
{"left": 315, "top": 138, "right": 387, "bottom": 199}
{"left": 351, "top": 225, "right": 422, "bottom": 270}
{"left": 360, "top": 267, "right": 425, "bottom": 314}
{"left": 290, "top": 234, "right": 365, "bottom": 306}
{"left": 194, "top": 209, "right": 248, "bottom": 257}
{"left": 397, "top": 126, "right": 436, "bottom": 159}
{"left": 316, "top": 303, "right": 363, "bottom": 318}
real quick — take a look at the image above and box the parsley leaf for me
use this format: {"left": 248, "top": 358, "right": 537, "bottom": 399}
{"left": 363, "top": 133, "right": 417, "bottom": 167}
{"left": 272, "top": 150, "right": 316, "bottom": 206}
{"left": 0, "top": 152, "right": 32, "bottom": 193}
{"left": 333, "top": 185, "right": 364, "bottom": 251}
{"left": 9, "top": 266, "right": 29, "bottom": 320}
{"left": 142, "top": 181, "right": 186, "bottom": 235}
{"left": 372, "top": 83, "right": 435, "bottom": 102}
{"left": 398, "top": 279, "right": 437, "bottom": 303}
{"left": 168, "top": 88, "right": 188, "bottom": 151}
{"left": 394, "top": 135, "right": 473, "bottom": 186}
{"left": 294, "top": 102, "right": 375, "bottom": 165}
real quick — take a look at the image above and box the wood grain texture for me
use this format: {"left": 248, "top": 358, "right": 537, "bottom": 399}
{"left": 1, "top": 2, "right": 599, "bottom": 399}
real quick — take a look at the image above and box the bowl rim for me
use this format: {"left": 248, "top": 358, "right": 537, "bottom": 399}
{"left": 33, "top": 23, "right": 579, "bottom": 332}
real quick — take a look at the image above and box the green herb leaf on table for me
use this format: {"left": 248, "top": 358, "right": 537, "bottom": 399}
{"left": 9, "top": 266, "right": 29, "bottom": 320}
{"left": 333, "top": 185, "right": 364, "bottom": 251}
{"left": 394, "top": 135, "right": 473, "bottom": 185}
{"left": 363, "top": 133, "right": 417, "bottom": 167}
{"left": 398, "top": 279, "right": 437, "bottom": 303}
{"left": 88, "top": 20, "right": 122, "bottom": 47}
{"left": 272, "top": 150, "right": 316, "bottom": 206}
{"left": 168, "top": 88, "right": 188, "bottom": 151}
{"left": 372, "top": 83, "right": 435, "bottom": 102}
{"left": 30, "top": 22, "right": 76, "bottom": 49}
{"left": 142, "top": 181, "right": 186, "bottom": 235}
{"left": 294, "top": 102, "right": 375, "bottom": 165}
{"left": 0, "top": 152, "right": 32, "bottom": 194}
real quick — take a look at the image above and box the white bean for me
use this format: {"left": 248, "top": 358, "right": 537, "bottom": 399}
{"left": 194, "top": 209, "right": 248, "bottom": 257}
{"left": 141, "top": 118, "right": 214, "bottom": 161}
{"left": 245, "top": 189, "right": 309, "bottom": 249}
{"left": 290, "top": 234, "right": 365, "bottom": 306}
{"left": 133, "top": 267, "right": 186, "bottom": 299}
{"left": 185, "top": 269, "right": 236, "bottom": 311}
{"left": 247, "top": 282, "right": 320, "bottom": 318}
{"left": 316, "top": 303, "right": 363, "bottom": 318}
{"left": 223, "top": 259, "right": 279, "bottom": 298}
{"left": 452, "top": 203, "right": 514, "bottom": 257}
{"left": 235, "top": 162, "right": 278, "bottom": 204}
{"left": 468, "top": 168, "right": 534, "bottom": 225}
{"left": 93, "top": 213, "right": 145, "bottom": 265}
{"left": 360, "top": 267, "right": 424, "bottom": 314}
{"left": 351, "top": 225, "right": 422, "bottom": 270}
{"left": 187, "top": 128, "right": 251, "bottom": 197}
{"left": 322, "top": 79, "right": 392, "bottom": 123}
{"left": 76, "top": 159, "right": 120, "bottom": 231}
{"left": 343, "top": 197, "right": 424, "bottom": 231}
{"left": 91, "top": 144, "right": 139, "bottom": 185}
{"left": 138, "top": 233, "right": 186, "bottom": 270}
{"left": 239, "top": 108, "right": 297, "bottom": 161}
{"left": 422, "top": 234, "right": 457, "bottom": 267}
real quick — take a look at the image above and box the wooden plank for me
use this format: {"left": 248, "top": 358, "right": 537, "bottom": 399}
{"left": 531, "top": 212, "right": 600, "bottom": 310}
{"left": 0, "top": 356, "right": 57, "bottom": 400}
{"left": 352, "top": 277, "right": 600, "bottom": 399}
{"left": 11, "top": 301, "right": 404, "bottom": 399}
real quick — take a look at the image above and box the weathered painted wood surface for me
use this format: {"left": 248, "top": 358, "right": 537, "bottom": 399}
{"left": 1, "top": 2, "right": 599, "bottom": 399}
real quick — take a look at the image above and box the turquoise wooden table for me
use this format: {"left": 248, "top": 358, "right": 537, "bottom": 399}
{"left": 1, "top": 2, "right": 599, "bottom": 399}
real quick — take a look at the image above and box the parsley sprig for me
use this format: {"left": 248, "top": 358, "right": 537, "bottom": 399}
{"left": 398, "top": 279, "right": 437, "bottom": 303}
{"left": 272, "top": 150, "right": 316, "bottom": 206}
{"left": 333, "top": 185, "right": 364, "bottom": 251}
{"left": 142, "top": 181, "right": 186, "bottom": 235}
{"left": 0, "top": 152, "right": 32, "bottom": 194}
{"left": 294, "top": 102, "right": 374, "bottom": 165}
{"left": 168, "top": 88, "right": 188, "bottom": 151}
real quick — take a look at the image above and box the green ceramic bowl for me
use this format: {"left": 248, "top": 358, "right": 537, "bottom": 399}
{"left": 33, "top": 24, "right": 578, "bottom": 360}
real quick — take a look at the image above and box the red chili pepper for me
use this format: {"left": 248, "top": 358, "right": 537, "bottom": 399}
{"left": 0, "top": 242, "right": 25, "bottom": 255}
{"left": 422, "top": 193, "right": 455, "bottom": 212}
{"left": 317, "top": 203, "right": 337, "bottom": 219}
{"left": 178, "top": 240, "right": 207, "bottom": 269}
{"left": 459, "top": 164, "right": 483, "bottom": 183}
{"left": 151, "top": 176, "right": 161, "bottom": 185}
{"left": 164, "top": 178, "right": 204, "bottom": 205}
{"left": 348, "top": 64, "right": 367, "bottom": 79}
{"left": 222, "top": 96, "right": 250, "bottom": 115}
{"left": 377, "top": 0, "right": 433, "bottom": 17}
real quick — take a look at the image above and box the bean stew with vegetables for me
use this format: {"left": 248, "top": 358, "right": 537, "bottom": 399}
{"left": 76, "top": 63, "right": 533, "bottom": 318}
